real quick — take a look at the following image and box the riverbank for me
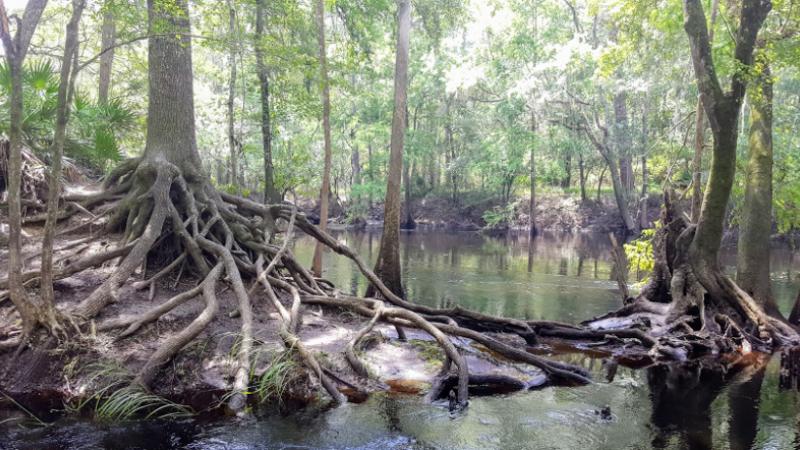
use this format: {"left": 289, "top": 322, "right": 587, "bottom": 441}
{"left": 305, "top": 192, "right": 661, "bottom": 233}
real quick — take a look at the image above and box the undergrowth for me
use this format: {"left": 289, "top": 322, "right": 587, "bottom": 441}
{"left": 67, "top": 361, "right": 193, "bottom": 422}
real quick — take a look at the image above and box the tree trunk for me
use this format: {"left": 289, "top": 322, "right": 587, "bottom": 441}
{"left": 255, "top": 0, "right": 279, "bottom": 204}
{"left": 684, "top": 0, "right": 767, "bottom": 272}
{"left": 561, "top": 153, "right": 571, "bottom": 189}
{"left": 605, "top": 152, "right": 637, "bottom": 234}
{"left": 143, "top": 0, "right": 202, "bottom": 175}
{"left": 578, "top": 153, "right": 587, "bottom": 202}
{"left": 614, "top": 92, "right": 634, "bottom": 198}
{"left": 596, "top": 165, "right": 606, "bottom": 201}
{"left": 673, "top": 0, "right": 795, "bottom": 345}
{"left": 737, "top": 62, "right": 778, "bottom": 316}
{"left": 640, "top": 106, "right": 649, "bottom": 229}
{"left": 529, "top": 110, "right": 537, "bottom": 236}
{"left": 366, "top": 0, "right": 410, "bottom": 298}
{"left": 401, "top": 159, "right": 416, "bottom": 229}
{"left": 367, "top": 141, "right": 374, "bottom": 208}
{"left": 690, "top": 0, "right": 719, "bottom": 221}
{"left": 0, "top": 0, "right": 49, "bottom": 335}
{"left": 40, "top": 0, "right": 85, "bottom": 331}
{"left": 226, "top": 0, "right": 238, "bottom": 192}
{"left": 351, "top": 133, "right": 360, "bottom": 206}
{"left": 98, "top": 3, "right": 115, "bottom": 103}
{"left": 312, "top": 0, "right": 333, "bottom": 276}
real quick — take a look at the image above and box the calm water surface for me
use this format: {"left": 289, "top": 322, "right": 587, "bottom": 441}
{"left": 3, "top": 230, "right": 800, "bottom": 450}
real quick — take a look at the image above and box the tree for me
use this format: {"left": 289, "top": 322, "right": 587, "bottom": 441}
{"left": 690, "top": 0, "right": 719, "bottom": 220}
{"left": 0, "top": 0, "right": 49, "bottom": 336}
{"left": 311, "top": 0, "right": 333, "bottom": 276}
{"left": 574, "top": 106, "right": 638, "bottom": 234}
{"left": 98, "top": 1, "right": 116, "bottom": 104}
{"left": 366, "top": 0, "right": 411, "bottom": 298}
{"left": 40, "top": 0, "right": 85, "bottom": 334}
{"left": 226, "top": 0, "right": 239, "bottom": 192}
{"left": 737, "top": 54, "right": 778, "bottom": 315}
{"left": 254, "top": 0, "right": 280, "bottom": 203}
{"left": 681, "top": 0, "right": 794, "bottom": 341}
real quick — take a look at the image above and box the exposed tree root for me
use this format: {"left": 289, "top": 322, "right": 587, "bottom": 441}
{"left": 134, "top": 263, "right": 222, "bottom": 387}
{"left": 5, "top": 164, "right": 795, "bottom": 416}
{"left": 582, "top": 191, "right": 800, "bottom": 359}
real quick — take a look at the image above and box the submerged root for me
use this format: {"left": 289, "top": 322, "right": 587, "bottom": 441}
{"left": 583, "top": 191, "right": 800, "bottom": 360}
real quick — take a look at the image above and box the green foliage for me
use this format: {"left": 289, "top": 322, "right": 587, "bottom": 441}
{"left": 624, "top": 225, "right": 657, "bottom": 283}
{"left": 482, "top": 202, "right": 517, "bottom": 229}
{"left": 70, "top": 94, "right": 138, "bottom": 167}
{"left": 67, "top": 362, "right": 193, "bottom": 422}
{"left": 0, "top": 60, "right": 58, "bottom": 148}
{"left": 0, "top": 60, "right": 137, "bottom": 169}
{"left": 408, "top": 339, "right": 444, "bottom": 368}
{"left": 251, "top": 350, "right": 297, "bottom": 404}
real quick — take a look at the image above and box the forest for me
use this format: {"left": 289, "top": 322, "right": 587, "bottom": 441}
{"left": 1, "top": 0, "right": 800, "bottom": 448}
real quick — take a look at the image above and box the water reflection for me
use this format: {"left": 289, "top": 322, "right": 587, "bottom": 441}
{"left": 647, "top": 357, "right": 767, "bottom": 449}
{"left": 296, "top": 229, "right": 800, "bottom": 321}
{"left": 294, "top": 230, "right": 623, "bottom": 323}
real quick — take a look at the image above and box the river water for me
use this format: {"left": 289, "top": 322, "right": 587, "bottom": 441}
{"left": 3, "top": 230, "right": 800, "bottom": 449}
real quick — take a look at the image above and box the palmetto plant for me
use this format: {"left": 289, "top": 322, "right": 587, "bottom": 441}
{"left": 0, "top": 60, "right": 58, "bottom": 151}
{"left": 0, "top": 60, "right": 137, "bottom": 169}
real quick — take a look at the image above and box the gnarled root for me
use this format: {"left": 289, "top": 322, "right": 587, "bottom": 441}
{"left": 582, "top": 190, "right": 799, "bottom": 361}
{"left": 134, "top": 263, "right": 223, "bottom": 387}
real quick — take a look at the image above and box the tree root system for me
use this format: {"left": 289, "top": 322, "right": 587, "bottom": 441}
{"left": 1, "top": 168, "right": 797, "bottom": 417}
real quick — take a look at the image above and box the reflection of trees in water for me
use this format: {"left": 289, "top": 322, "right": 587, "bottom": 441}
{"left": 728, "top": 369, "right": 765, "bottom": 450}
{"left": 647, "top": 358, "right": 767, "bottom": 450}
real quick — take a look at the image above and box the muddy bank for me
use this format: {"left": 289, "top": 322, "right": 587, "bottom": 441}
{"left": 304, "top": 193, "right": 662, "bottom": 233}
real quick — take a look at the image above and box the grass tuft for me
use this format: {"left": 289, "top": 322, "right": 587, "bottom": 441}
{"left": 67, "top": 361, "right": 193, "bottom": 422}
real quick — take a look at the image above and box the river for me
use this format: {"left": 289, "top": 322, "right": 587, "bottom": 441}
{"left": 3, "top": 230, "right": 800, "bottom": 449}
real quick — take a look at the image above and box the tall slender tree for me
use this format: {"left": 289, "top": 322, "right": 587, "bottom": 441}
{"left": 0, "top": 0, "right": 49, "bottom": 336}
{"left": 40, "top": 0, "right": 86, "bottom": 333}
{"left": 98, "top": 1, "right": 115, "bottom": 104}
{"left": 366, "top": 0, "right": 411, "bottom": 298}
{"left": 312, "top": 0, "right": 333, "bottom": 276}
{"left": 255, "top": 0, "right": 279, "bottom": 203}
{"left": 226, "top": 0, "right": 239, "bottom": 192}
{"left": 681, "top": 0, "right": 795, "bottom": 342}
{"left": 737, "top": 58, "right": 778, "bottom": 315}
{"left": 690, "top": 0, "right": 720, "bottom": 220}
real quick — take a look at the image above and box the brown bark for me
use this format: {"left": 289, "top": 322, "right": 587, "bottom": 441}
{"left": 0, "top": 0, "right": 49, "bottom": 335}
{"left": 737, "top": 61, "right": 778, "bottom": 315}
{"left": 98, "top": 4, "right": 115, "bottom": 103}
{"left": 40, "top": 0, "right": 85, "bottom": 332}
{"left": 255, "top": 0, "right": 279, "bottom": 203}
{"left": 614, "top": 92, "right": 634, "bottom": 197}
{"left": 366, "top": 0, "right": 410, "bottom": 298}
{"left": 401, "top": 159, "right": 415, "bottom": 229}
{"left": 690, "top": 0, "right": 719, "bottom": 221}
{"left": 226, "top": 0, "right": 238, "bottom": 192}
{"left": 142, "top": 0, "right": 202, "bottom": 177}
{"left": 312, "top": 0, "right": 333, "bottom": 276}
{"left": 529, "top": 110, "right": 537, "bottom": 236}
